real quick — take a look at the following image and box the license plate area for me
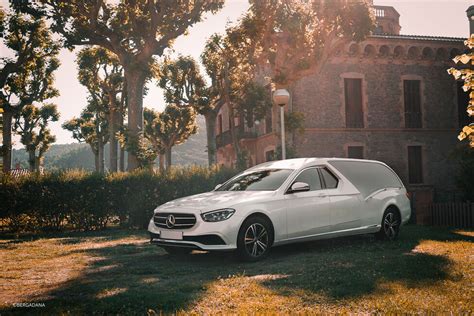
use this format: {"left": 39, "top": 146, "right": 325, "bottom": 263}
{"left": 160, "top": 230, "right": 183, "bottom": 240}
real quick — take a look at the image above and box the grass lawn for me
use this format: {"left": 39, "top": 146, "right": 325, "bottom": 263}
{"left": 0, "top": 225, "right": 473, "bottom": 314}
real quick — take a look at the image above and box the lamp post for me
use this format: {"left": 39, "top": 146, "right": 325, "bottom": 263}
{"left": 273, "top": 89, "right": 290, "bottom": 160}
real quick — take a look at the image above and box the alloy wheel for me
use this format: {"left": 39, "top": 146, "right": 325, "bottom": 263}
{"left": 383, "top": 212, "right": 400, "bottom": 240}
{"left": 244, "top": 223, "right": 268, "bottom": 257}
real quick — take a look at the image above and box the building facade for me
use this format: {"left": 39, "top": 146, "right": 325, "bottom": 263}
{"left": 215, "top": 5, "right": 471, "bottom": 198}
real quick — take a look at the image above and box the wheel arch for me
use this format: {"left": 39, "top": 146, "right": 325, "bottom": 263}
{"left": 240, "top": 211, "right": 275, "bottom": 246}
{"left": 384, "top": 203, "right": 401, "bottom": 220}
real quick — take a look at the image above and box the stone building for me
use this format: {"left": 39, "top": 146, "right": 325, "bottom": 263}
{"left": 215, "top": 4, "right": 471, "bottom": 200}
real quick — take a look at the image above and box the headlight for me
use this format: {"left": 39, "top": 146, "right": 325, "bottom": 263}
{"left": 201, "top": 208, "right": 235, "bottom": 222}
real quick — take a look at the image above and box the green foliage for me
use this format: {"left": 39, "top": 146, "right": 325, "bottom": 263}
{"left": 0, "top": 166, "right": 237, "bottom": 232}
{"left": 14, "top": 103, "right": 60, "bottom": 171}
{"left": 234, "top": 0, "right": 374, "bottom": 85}
{"left": 448, "top": 34, "right": 474, "bottom": 146}
{"left": 285, "top": 111, "right": 305, "bottom": 134}
{"left": 143, "top": 105, "right": 197, "bottom": 168}
{"left": 34, "top": 0, "right": 225, "bottom": 170}
{"left": 0, "top": 9, "right": 60, "bottom": 171}
{"left": 117, "top": 130, "right": 157, "bottom": 169}
{"left": 274, "top": 144, "right": 299, "bottom": 160}
{"left": 157, "top": 55, "right": 208, "bottom": 112}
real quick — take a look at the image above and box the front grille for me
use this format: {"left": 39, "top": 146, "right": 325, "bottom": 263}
{"left": 154, "top": 212, "right": 196, "bottom": 229}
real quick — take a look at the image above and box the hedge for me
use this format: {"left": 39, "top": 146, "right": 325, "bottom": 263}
{"left": 0, "top": 166, "right": 237, "bottom": 232}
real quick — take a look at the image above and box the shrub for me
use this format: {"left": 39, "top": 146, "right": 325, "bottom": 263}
{"left": 0, "top": 165, "right": 237, "bottom": 232}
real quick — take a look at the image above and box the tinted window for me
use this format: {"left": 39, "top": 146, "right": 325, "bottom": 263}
{"left": 329, "top": 161, "right": 403, "bottom": 198}
{"left": 293, "top": 168, "right": 322, "bottom": 191}
{"left": 320, "top": 168, "right": 338, "bottom": 189}
{"left": 218, "top": 169, "right": 293, "bottom": 191}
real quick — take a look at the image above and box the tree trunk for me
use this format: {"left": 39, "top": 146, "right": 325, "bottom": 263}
{"left": 27, "top": 149, "right": 35, "bottom": 172}
{"left": 35, "top": 156, "right": 41, "bottom": 172}
{"left": 227, "top": 105, "right": 242, "bottom": 165}
{"left": 159, "top": 153, "right": 164, "bottom": 173}
{"left": 2, "top": 111, "right": 13, "bottom": 172}
{"left": 109, "top": 107, "right": 118, "bottom": 172}
{"left": 98, "top": 138, "right": 105, "bottom": 173}
{"left": 94, "top": 151, "right": 100, "bottom": 172}
{"left": 204, "top": 111, "right": 217, "bottom": 166}
{"left": 124, "top": 68, "right": 146, "bottom": 171}
{"left": 119, "top": 147, "right": 125, "bottom": 172}
{"left": 165, "top": 147, "right": 172, "bottom": 170}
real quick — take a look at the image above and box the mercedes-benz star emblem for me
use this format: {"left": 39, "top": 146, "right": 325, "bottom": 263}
{"left": 166, "top": 214, "right": 176, "bottom": 228}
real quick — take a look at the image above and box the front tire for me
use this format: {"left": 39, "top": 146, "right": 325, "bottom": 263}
{"left": 237, "top": 216, "right": 273, "bottom": 262}
{"left": 376, "top": 208, "right": 401, "bottom": 241}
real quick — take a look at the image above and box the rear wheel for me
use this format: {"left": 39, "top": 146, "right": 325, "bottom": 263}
{"left": 237, "top": 216, "right": 273, "bottom": 262}
{"left": 376, "top": 208, "right": 401, "bottom": 241}
{"left": 162, "top": 246, "right": 193, "bottom": 256}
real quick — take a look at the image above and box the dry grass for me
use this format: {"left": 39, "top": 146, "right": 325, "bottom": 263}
{"left": 0, "top": 226, "right": 473, "bottom": 314}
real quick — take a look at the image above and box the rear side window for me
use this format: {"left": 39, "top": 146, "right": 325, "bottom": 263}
{"left": 293, "top": 168, "right": 322, "bottom": 191}
{"left": 320, "top": 168, "right": 338, "bottom": 189}
{"left": 329, "top": 160, "right": 403, "bottom": 198}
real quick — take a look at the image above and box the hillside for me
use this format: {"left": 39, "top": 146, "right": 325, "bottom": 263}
{"left": 12, "top": 117, "right": 208, "bottom": 170}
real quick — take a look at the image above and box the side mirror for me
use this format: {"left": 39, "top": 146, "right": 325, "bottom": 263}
{"left": 288, "top": 182, "right": 310, "bottom": 193}
{"left": 214, "top": 184, "right": 222, "bottom": 191}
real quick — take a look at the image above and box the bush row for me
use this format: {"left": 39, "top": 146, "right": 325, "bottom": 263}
{"left": 0, "top": 166, "right": 237, "bottom": 232}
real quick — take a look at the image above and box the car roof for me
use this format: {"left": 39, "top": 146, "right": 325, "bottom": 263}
{"left": 248, "top": 157, "right": 388, "bottom": 171}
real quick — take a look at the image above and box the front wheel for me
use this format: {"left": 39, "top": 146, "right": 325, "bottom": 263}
{"left": 376, "top": 208, "right": 401, "bottom": 241}
{"left": 237, "top": 216, "right": 273, "bottom": 262}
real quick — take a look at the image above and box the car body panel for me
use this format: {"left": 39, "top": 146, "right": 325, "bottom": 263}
{"left": 148, "top": 158, "right": 411, "bottom": 251}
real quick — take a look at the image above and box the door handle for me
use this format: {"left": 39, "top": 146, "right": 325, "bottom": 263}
{"left": 316, "top": 193, "right": 327, "bottom": 198}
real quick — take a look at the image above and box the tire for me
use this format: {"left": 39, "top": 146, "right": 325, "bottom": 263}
{"left": 237, "top": 215, "right": 273, "bottom": 262}
{"left": 376, "top": 207, "right": 401, "bottom": 241}
{"left": 162, "top": 246, "right": 193, "bottom": 256}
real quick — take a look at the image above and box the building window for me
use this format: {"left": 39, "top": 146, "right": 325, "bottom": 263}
{"left": 265, "top": 111, "right": 273, "bottom": 134}
{"left": 217, "top": 114, "right": 223, "bottom": 135}
{"left": 347, "top": 146, "right": 364, "bottom": 159}
{"left": 265, "top": 150, "right": 275, "bottom": 162}
{"left": 408, "top": 146, "right": 423, "bottom": 184}
{"left": 457, "top": 81, "right": 470, "bottom": 128}
{"left": 404, "top": 80, "right": 422, "bottom": 128}
{"left": 344, "top": 78, "right": 364, "bottom": 128}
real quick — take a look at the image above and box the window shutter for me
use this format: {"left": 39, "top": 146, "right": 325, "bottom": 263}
{"left": 344, "top": 78, "right": 364, "bottom": 128}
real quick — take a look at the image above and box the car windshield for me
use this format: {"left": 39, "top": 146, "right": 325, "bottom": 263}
{"left": 217, "top": 169, "right": 294, "bottom": 191}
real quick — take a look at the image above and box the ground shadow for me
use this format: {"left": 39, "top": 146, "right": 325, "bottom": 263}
{"left": 1, "top": 225, "right": 472, "bottom": 314}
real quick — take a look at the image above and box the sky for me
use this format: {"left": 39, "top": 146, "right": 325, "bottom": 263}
{"left": 1, "top": 0, "right": 473, "bottom": 147}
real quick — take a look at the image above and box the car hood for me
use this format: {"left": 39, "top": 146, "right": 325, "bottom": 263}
{"left": 156, "top": 190, "right": 275, "bottom": 213}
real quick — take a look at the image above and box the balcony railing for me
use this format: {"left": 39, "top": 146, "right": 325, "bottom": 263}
{"left": 216, "top": 127, "right": 257, "bottom": 148}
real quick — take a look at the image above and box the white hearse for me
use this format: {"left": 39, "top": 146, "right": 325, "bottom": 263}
{"left": 149, "top": 158, "right": 411, "bottom": 261}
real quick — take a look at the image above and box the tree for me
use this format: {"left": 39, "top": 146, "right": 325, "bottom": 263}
{"left": 76, "top": 46, "right": 124, "bottom": 172}
{"left": 158, "top": 55, "right": 219, "bottom": 166}
{"left": 234, "top": 0, "right": 374, "bottom": 86}
{"left": 201, "top": 33, "right": 272, "bottom": 167}
{"left": 144, "top": 105, "right": 197, "bottom": 170}
{"left": 0, "top": 9, "right": 60, "bottom": 172}
{"left": 63, "top": 99, "right": 109, "bottom": 172}
{"left": 449, "top": 34, "right": 474, "bottom": 146}
{"left": 14, "top": 103, "right": 59, "bottom": 171}
{"left": 35, "top": 0, "right": 224, "bottom": 170}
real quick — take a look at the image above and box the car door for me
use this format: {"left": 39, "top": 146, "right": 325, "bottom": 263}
{"left": 319, "top": 167, "right": 364, "bottom": 232}
{"left": 285, "top": 167, "right": 332, "bottom": 239}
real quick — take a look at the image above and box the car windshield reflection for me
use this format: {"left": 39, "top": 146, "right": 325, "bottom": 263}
{"left": 217, "top": 169, "right": 294, "bottom": 191}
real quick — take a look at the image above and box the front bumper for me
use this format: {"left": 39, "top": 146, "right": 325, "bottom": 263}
{"left": 147, "top": 216, "right": 240, "bottom": 251}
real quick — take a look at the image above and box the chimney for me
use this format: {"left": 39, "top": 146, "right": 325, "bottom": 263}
{"left": 467, "top": 5, "right": 474, "bottom": 35}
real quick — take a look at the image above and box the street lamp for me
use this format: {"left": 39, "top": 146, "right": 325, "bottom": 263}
{"left": 273, "top": 89, "right": 290, "bottom": 160}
